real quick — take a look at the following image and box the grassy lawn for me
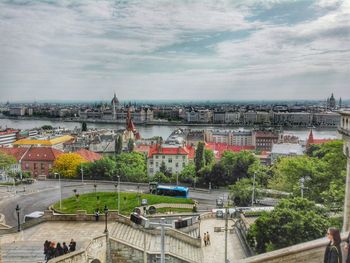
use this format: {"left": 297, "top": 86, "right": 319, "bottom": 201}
{"left": 52, "top": 192, "right": 193, "bottom": 215}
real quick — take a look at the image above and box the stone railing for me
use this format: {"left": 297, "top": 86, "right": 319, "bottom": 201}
{"left": 238, "top": 233, "right": 349, "bottom": 263}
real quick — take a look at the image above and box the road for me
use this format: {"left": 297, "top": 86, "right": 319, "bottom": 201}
{"left": 0, "top": 180, "right": 228, "bottom": 226}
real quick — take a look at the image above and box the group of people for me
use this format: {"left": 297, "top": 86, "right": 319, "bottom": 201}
{"left": 203, "top": 231, "right": 211, "bottom": 246}
{"left": 324, "top": 227, "right": 350, "bottom": 263}
{"left": 43, "top": 239, "right": 76, "bottom": 262}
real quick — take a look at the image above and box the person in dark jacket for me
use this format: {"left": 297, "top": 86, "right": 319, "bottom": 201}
{"left": 55, "top": 242, "right": 64, "bottom": 257}
{"left": 69, "top": 238, "right": 76, "bottom": 252}
{"left": 62, "top": 242, "right": 69, "bottom": 254}
{"left": 324, "top": 227, "right": 342, "bottom": 263}
{"left": 43, "top": 240, "right": 50, "bottom": 260}
{"left": 345, "top": 231, "right": 350, "bottom": 263}
{"left": 46, "top": 242, "right": 56, "bottom": 262}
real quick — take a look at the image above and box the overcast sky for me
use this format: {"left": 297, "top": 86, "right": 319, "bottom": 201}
{"left": 0, "top": 0, "right": 349, "bottom": 102}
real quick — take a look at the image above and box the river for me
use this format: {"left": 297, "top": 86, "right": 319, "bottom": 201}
{"left": 0, "top": 118, "right": 340, "bottom": 140}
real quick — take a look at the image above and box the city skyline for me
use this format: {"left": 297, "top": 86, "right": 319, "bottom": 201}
{"left": 0, "top": 0, "right": 349, "bottom": 101}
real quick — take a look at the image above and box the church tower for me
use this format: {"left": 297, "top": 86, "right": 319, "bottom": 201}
{"left": 111, "top": 93, "right": 119, "bottom": 120}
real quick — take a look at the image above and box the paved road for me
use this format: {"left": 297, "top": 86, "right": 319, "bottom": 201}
{"left": 0, "top": 180, "right": 228, "bottom": 226}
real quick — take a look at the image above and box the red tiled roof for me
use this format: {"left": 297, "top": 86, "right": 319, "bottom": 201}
{"left": 148, "top": 144, "right": 193, "bottom": 158}
{"left": 75, "top": 148, "right": 102, "bottom": 162}
{"left": 135, "top": 145, "right": 151, "bottom": 153}
{"left": 22, "top": 147, "right": 63, "bottom": 162}
{"left": 311, "top": 139, "right": 334, "bottom": 145}
{"left": 0, "top": 148, "right": 27, "bottom": 161}
{"left": 206, "top": 142, "right": 255, "bottom": 159}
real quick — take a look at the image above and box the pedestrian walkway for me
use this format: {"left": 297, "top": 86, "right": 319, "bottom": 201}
{"left": 201, "top": 218, "right": 246, "bottom": 263}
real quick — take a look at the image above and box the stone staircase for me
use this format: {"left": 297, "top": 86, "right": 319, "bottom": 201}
{"left": 109, "top": 221, "right": 203, "bottom": 263}
{"left": 1, "top": 241, "right": 44, "bottom": 263}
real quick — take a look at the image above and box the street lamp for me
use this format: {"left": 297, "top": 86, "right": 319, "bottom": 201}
{"left": 80, "top": 164, "right": 84, "bottom": 184}
{"left": 104, "top": 205, "right": 109, "bottom": 234}
{"left": 54, "top": 172, "right": 62, "bottom": 210}
{"left": 197, "top": 215, "right": 201, "bottom": 239}
{"left": 15, "top": 204, "right": 20, "bottom": 232}
{"left": 117, "top": 176, "right": 120, "bottom": 215}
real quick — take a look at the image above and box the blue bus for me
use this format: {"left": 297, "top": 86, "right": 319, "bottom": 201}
{"left": 152, "top": 184, "right": 189, "bottom": 198}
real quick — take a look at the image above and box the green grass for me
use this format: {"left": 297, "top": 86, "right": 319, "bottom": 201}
{"left": 52, "top": 192, "right": 193, "bottom": 215}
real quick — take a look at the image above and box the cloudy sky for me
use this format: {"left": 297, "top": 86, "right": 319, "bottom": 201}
{"left": 0, "top": 0, "right": 349, "bottom": 102}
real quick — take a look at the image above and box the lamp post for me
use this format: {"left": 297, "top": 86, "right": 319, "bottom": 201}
{"left": 104, "top": 205, "right": 109, "bottom": 233}
{"left": 300, "top": 177, "right": 305, "bottom": 198}
{"left": 197, "top": 215, "right": 201, "bottom": 239}
{"left": 54, "top": 172, "right": 62, "bottom": 210}
{"left": 80, "top": 164, "right": 84, "bottom": 184}
{"left": 251, "top": 172, "right": 256, "bottom": 206}
{"left": 16, "top": 204, "right": 20, "bottom": 232}
{"left": 117, "top": 176, "right": 120, "bottom": 215}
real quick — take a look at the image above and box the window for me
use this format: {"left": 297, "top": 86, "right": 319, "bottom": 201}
{"left": 182, "top": 156, "right": 185, "bottom": 160}
{"left": 183, "top": 162, "right": 186, "bottom": 167}
{"left": 155, "top": 155, "right": 159, "bottom": 159}
{"left": 25, "top": 163, "right": 29, "bottom": 169}
{"left": 34, "top": 163, "right": 38, "bottom": 170}
{"left": 168, "top": 159, "right": 172, "bottom": 163}
{"left": 175, "top": 163, "right": 179, "bottom": 167}
{"left": 162, "top": 156, "right": 165, "bottom": 159}
{"left": 41, "top": 163, "right": 45, "bottom": 170}
{"left": 156, "top": 162, "right": 159, "bottom": 167}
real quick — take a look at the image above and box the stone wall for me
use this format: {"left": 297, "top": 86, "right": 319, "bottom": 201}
{"left": 237, "top": 233, "right": 348, "bottom": 263}
{"left": 109, "top": 237, "right": 190, "bottom": 263}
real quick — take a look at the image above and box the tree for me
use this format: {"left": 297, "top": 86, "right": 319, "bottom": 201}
{"left": 204, "top": 149, "right": 215, "bottom": 166}
{"left": 247, "top": 198, "right": 332, "bottom": 253}
{"left": 194, "top": 142, "right": 205, "bottom": 175}
{"left": 52, "top": 153, "right": 85, "bottom": 178}
{"left": 115, "top": 135, "right": 123, "bottom": 155}
{"left": 220, "top": 150, "right": 259, "bottom": 184}
{"left": 41, "top": 125, "right": 53, "bottom": 130}
{"left": 115, "top": 152, "right": 147, "bottom": 182}
{"left": 81, "top": 121, "right": 87, "bottom": 132}
{"left": 85, "top": 157, "right": 116, "bottom": 179}
{"left": 179, "top": 163, "right": 195, "bottom": 184}
{"left": 127, "top": 139, "right": 134, "bottom": 152}
{"left": 0, "top": 152, "right": 16, "bottom": 170}
{"left": 152, "top": 172, "right": 170, "bottom": 184}
{"left": 229, "top": 178, "right": 261, "bottom": 206}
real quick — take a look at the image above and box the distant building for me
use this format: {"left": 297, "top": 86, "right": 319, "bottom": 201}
{"left": 306, "top": 130, "right": 335, "bottom": 149}
{"left": 312, "top": 112, "right": 340, "bottom": 127}
{"left": 252, "top": 130, "right": 281, "bottom": 151}
{"left": 9, "top": 107, "right": 25, "bottom": 116}
{"left": 147, "top": 145, "right": 195, "bottom": 176}
{"left": 271, "top": 143, "right": 304, "bottom": 163}
{"left": 75, "top": 148, "right": 102, "bottom": 162}
{"left": 206, "top": 142, "right": 255, "bottom": 159}
{"left": 0, "top": 129, "right": 19, "bottom": 147}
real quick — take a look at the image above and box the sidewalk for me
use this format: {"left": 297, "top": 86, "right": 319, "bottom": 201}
{"left": 201, "top": 218, "right": 245, "bottom": 263}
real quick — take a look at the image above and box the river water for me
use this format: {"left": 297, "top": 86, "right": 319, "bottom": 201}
{"left": 0, "top": 118, "right": 340, "bottom": 140}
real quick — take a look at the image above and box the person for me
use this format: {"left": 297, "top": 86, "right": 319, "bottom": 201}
{"left": 43, "top": 240, "right": 50, "bottom": 260}
{"left": 62, "top": 242, "right": 69, "bottom": 254}
{"left": 95, "top": 209, "right": 100, "bottom": 221}
{"left": 47, "top": 242, "right": 56, "bottom": 262}
{"left": 346, "top": 231, "right": 350, "bottom": 263}
{"left": 324, "top": 227, "right": 342, "bottom": 263}
{"left": 206, "top": 231, "right": 211, "bottom": 245}
{"left": 203, "top": 233, "right": 207, "bottom": 246}
{"left": 55, "top": 242, "right": 64, "bottom": 257}
{"left": 69, "top": 238, "right": 76, "bottom": 252}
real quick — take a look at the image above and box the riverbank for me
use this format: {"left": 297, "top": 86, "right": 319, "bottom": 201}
{"left": 0, "top": 115, "right": 339, "bottom": 129}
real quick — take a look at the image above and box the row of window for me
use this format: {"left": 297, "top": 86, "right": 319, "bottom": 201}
{"left": 24, "top": 162, "right": 51, "bottom": 170}
{"left": 154, "top": 155, "right": 186, "bottom": 160}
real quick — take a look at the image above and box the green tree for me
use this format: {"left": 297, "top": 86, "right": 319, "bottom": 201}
{"left": 220, "top": 150, "right": 259, "bottom": 184}
{"left": 0, "top": 151, "right": 16, "bottom": 169}
{"left": 81, "top": 121, "right": 87, "bottom": 132}
{"left": 41, "top": 125, "right": 53, "bottom": 130}
{"left": 86, "top": 157, "right": 116, "bottom": 179}
{"left": 152, "top": 172, "right": 171, "bottom": 183}
{"left": 229, "top": 178, "right": 260, "bottom": 206}
{"left": 247, "top": 198, "right": 331, "bottom": 253}
{"left": 204, "top": 149, "right": 215, "bottom": 166}
{"left": 179, "top": 163, "right": 195, "bottom": 184}
{"left": 115, "top": 135, "right": 123, "bottom": 155}
{"left": 115, "top": 152, "right": 147, "bottom": 182}
{"left": 194, "top": 142, "right": 205, "bottom": 175}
